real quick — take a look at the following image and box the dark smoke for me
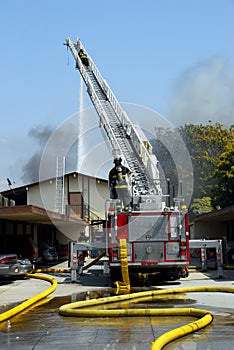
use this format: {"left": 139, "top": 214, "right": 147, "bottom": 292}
{"left": 168, "top": 56, "right": 234, "bottom": 127}
{"left": 21, "top": 117, "right": 79, "bottom": 184}
{"left": 21, "top": 125, "right": 54, "bottom": 183}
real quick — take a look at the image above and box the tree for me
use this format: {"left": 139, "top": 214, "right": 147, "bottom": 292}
{"left": 211, "top": 135, "right": 234, "bottom": 208}
{"left": 190, "top": 197, "right": 213, "bottom": 215}
{"left": 178, "top": 122, "right": 230, "bottom": 199}
{"left": 153, "top": 122, "right": 233, "bottom": 216}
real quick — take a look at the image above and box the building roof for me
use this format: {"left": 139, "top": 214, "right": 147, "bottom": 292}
{"left": 1, "top": 171, "right": 108, "bottom": 196}
{"left": 0, "top": 205, "right": 87, "bottom": 227}
{"left": 193, "top": 205, "right": 234, "bottom": 223}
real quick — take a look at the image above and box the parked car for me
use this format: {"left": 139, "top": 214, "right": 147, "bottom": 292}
{"left": 0, "top": 254, "right": 18, "bottom": 277}
{"left": 17, "top": 258, "right": 34, "bottom": 274}
{"left": 17, "top": 235, "right": 41, "bottom": 265}
{"left": 0, "top": 254, "right": 33, "bottom": 277}
{"left": 40, "top": 242, "right": 58, "bottom": 263}
{"left": 8, "top": 235, "right": 42, "bottom": 266}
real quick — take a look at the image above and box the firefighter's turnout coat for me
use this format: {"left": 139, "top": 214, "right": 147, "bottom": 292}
{"left": 109, "top": 165, "right": 132, "bottom": 208}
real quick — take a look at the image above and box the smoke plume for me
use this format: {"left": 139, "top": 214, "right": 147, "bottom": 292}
{"left": 168, "top": 56, "right": 234, "bottom": 127}
{"left": 21, "top": 125, "right": 54, "bottom": 183}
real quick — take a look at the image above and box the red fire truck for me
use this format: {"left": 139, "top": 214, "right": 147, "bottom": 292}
{"left": 105, "top": 198, "right": 189, "bottom": 282}
{"left": 65, "top": 37, "right": 190, "bottom": 282}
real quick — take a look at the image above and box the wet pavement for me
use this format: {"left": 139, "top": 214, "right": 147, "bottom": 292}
{"left": 0, "top": 261, "right": 234, "bottom": 349}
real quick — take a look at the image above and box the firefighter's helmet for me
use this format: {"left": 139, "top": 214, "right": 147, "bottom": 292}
{"left": 114, "top": 156, "right": 122, "bottom": 164}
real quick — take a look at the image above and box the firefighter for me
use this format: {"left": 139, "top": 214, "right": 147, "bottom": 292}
{"left": 109, "top": 156, "right": 132, "bottom": 210}
{"left": 78, "top": 49, "right": 89, "bottom": 67}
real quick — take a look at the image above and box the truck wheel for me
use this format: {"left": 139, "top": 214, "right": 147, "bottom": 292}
{"left": 110, "top": 268, "right": 122, "bottom": 282}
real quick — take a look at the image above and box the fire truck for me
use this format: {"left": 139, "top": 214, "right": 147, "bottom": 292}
{"left": 65, "top": 37, "right": 190, "bottom": 282}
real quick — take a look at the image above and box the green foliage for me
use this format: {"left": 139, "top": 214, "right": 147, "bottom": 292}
{"left": 153, "top": 122, "right": 234, "bottom": 215}
{"left": 178, "top": 122, "right": 230, "bottom": 197}
{"left": 211, "top": 132, "right": 234, "bottom": 208}
{"left": 190, "top": 197, "right": 213, "bottom": 215}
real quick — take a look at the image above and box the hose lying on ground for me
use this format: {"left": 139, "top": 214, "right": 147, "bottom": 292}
{"left": 1, "top": 244, "right": 233, "bottom": 349}
{"left": 33, "top": 250, "right": 106, "bottom": 274}
{"left": 0, "top": 273, "right": 57, "bottom": 323}
{"left": 59, "top": 285, "right": 234, "bottom": 350}
{"left": 59, "top": 238, "right": 234, "bottom": 350}
{"left": 0, "top": 251, "right": 106, "bottom": 324}
{"left": 33, "top": 268, "right": 70, "bottom": 273}
{"left": 59, "top": 285, "right": 234, "bottom": 317}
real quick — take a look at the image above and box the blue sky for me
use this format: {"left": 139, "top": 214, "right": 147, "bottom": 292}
{"left": 0, "top": 0, "right": 233, "bottom": 189}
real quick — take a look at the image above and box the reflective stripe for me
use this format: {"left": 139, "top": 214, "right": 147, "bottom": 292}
{"left": 110, "top": 175, "right": 127, "bottom": 179}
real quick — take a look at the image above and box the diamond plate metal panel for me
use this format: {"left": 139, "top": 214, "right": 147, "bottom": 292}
{"left": 128, "top": 215, "right": 168, "bottom": 242}
{"left": 134, "top": 242, "right": 164, "bottom": 261}
{"left": 166, "top": 242, "right": 180, "bottom": 260}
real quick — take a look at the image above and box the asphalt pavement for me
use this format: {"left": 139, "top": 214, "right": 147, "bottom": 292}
{"left": 0, "top": 259, "right": 109, "bottom": 306}
{"left": 1, "top": 260, "right": 234, "bottom": 306}
{"left": 0, "top": 261, "right": 234, "bottom": 350}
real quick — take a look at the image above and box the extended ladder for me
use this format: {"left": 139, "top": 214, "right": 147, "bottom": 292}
{"left": 65, "top": 37, "right": 162, "bottom": 197}
{"left": 55, "top": 155, "right": 65, "bottom": 214}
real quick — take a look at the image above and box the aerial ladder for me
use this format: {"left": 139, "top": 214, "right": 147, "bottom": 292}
{"left": 65, "top": 37, "right": 163, "bottom": 204}
{"left": 65, "top": 37, "right": 189, "bottom": 283}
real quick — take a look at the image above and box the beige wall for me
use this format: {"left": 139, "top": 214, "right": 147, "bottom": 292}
{"left": 27, "top": 174, "right": 109, "bottom": 219}
{"left": 89, "top": 179, "right": 109, "bottom": 219}
{"left": 67, "top": 174, "right": 109, "bottom": 219}
{"left": 190, "top": 221, "right": 228, "bottom": 240}
{"left": 26, "top": 174, "right": 109, "bottom": 241}
{"left": 27, "top": 180, "right": 56, "bottom": 210}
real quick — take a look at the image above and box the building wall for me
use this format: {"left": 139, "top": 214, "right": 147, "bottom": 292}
{"left": 27, "top": 173, "right": 109, "bottom": 220}
{"left": 190, "top": 221, "right": 228, "bottom": 240}
{"left": 1, "top": 173, "right": 109, "bottom": 256}
{"left": 190, "top": 206, "right": 234, "bottom": 243}
{"left": 26, "top": 173, "right": 109, "bottom": 242}
{"left": 89, "top": 178, "right": 109, "bottom": 219}
{"left": 67, "top": 175, "right": 109, "bottom": 219}
{"left": 27, "top": 180, "right": 56, "bottom": 209}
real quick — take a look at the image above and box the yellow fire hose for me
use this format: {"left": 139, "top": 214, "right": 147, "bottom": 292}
{"left": 59, "top": 239, "right": 234, "bottom": 350}
{"left": 59, "top": 283, "right": 234, "bottom": 349}
{"left": 0, "top": 251, "right": 106, "bottom": 324}
{"left": 189, "top": 265, "right": 234, "bottom": 270}
{"left": 1, "top": 243, "right": 234, "bottom": 349}
{"left": 115, "top": 238, "right": 131, "bottom": 294}
{"left": 33, "top": 250, "right": 106, "bottom": 274}
{"left": 0, "top": 273, "right": 57, "bottom": 323}
{"left": 33, "top": 268, "right": 70, "bottom": 273}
